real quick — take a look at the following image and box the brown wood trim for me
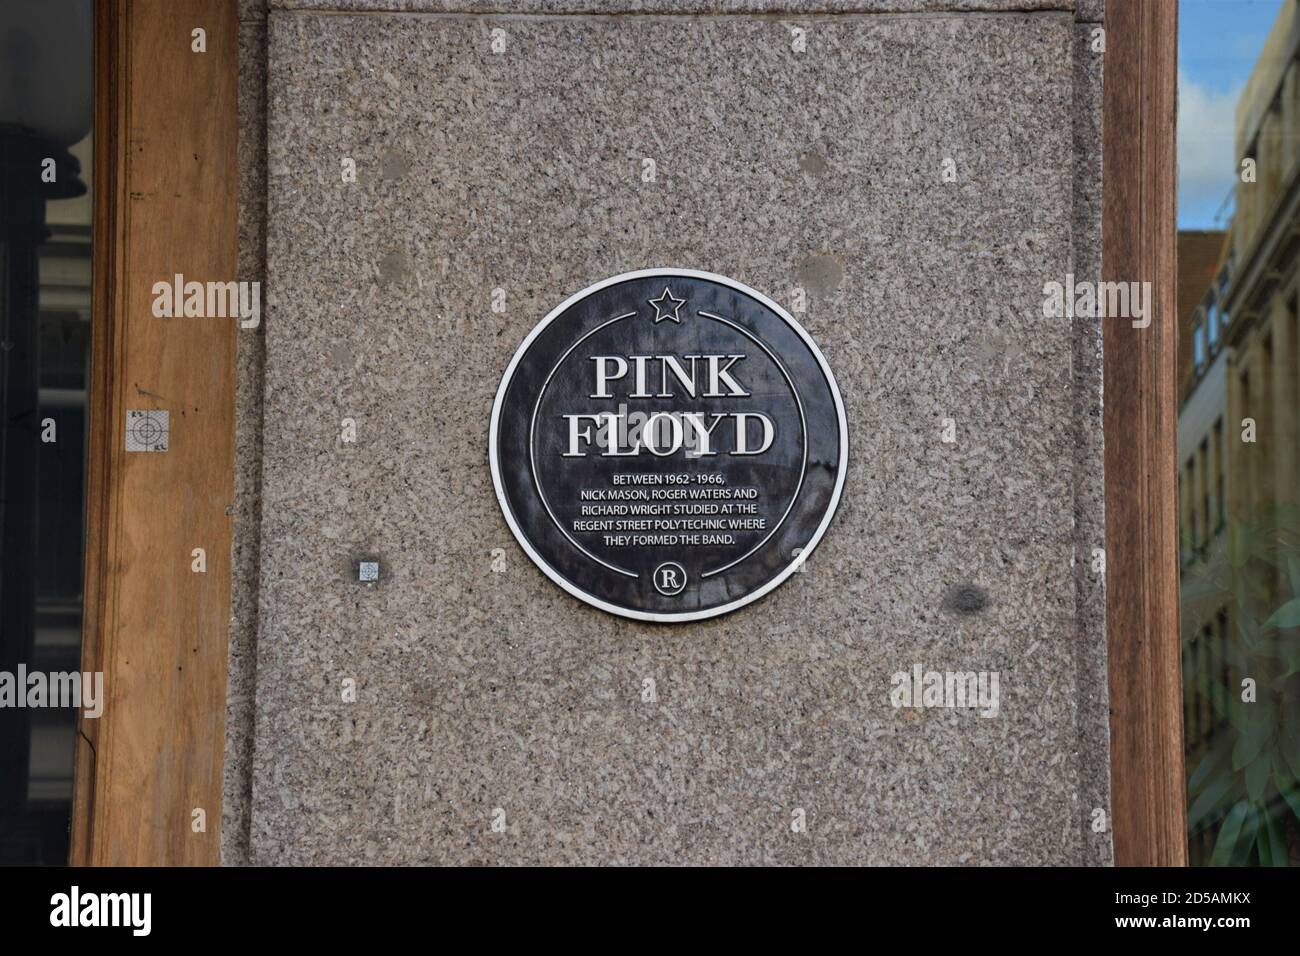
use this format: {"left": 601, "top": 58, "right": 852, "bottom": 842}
{"left": 69, "top": 0, "right": 123, "bottom": 868}
{"left": 71, "top": 0, "right": 238, "bottom": 866}
{"left": 1102, "top": 0, "right": 1187, "bottom": 866}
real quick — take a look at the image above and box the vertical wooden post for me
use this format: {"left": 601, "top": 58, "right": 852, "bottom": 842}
{"left": 72, "top": 0, "right": 238, "bottom": 866}
{"left": 1102, "top": 0, "right": 1188, "bottom": 866}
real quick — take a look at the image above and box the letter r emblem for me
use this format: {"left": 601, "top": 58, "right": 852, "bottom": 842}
{"left": 653, "top": 561, "right": 687, "bottom": 596}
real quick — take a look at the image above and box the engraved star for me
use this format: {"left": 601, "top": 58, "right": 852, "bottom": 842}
{"left": 648, "top": 286, "right": 686, "bottom": 324}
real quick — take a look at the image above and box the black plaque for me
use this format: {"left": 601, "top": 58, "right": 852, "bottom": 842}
{"left": 490, "top": 270, "right": 848, "bottom": 622}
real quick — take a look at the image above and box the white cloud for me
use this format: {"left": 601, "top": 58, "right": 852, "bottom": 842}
{"left": 1178, "top": 69, "right": 1243, "bottom": 225}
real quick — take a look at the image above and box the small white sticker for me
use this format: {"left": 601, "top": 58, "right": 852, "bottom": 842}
{"left": 358, "top": 561, "right": 379, "bottom": 582}
{"left": 125, "top": 410, "right": 169, "bottom": 452}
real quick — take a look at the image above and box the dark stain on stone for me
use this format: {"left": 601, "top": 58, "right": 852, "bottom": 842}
{"left": 796, "top": 253, "right": 844, "bottom": 298}
{"left": 942, "top": 584, "right": 989, "bottom": 615}
{"left": 329, "top": 342, "right": 352, "bottom": 369}
{"left": 378, "top": 249, "right": 407, "bottom": 285}
{"left": 798, "top": 151, "right": 829, "bottom": 177}
{"left": 381, "top": 149, "right": 410, "bottom": 181}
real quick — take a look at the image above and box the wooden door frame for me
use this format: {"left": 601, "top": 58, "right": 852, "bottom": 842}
{"left": 1102, "top": 0, "right": 1188, "bottom": 866}
{"left": 70, "top": 0, "right": 238, "bottom": 866}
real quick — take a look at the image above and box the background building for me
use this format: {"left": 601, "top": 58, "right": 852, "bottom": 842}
{"left": 1177, "top": 0, "right": 1300, "bottom": 867}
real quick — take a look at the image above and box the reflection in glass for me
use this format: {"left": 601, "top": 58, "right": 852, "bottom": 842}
{"left": 1178, "top": 0, "right": 1300, "bottom": 866}
{"left": 0, "top": 0, "right": 94, "bottom": 865}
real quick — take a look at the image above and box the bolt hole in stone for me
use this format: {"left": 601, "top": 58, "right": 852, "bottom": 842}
{"left": 941, "top": 584, "right": 989, "bottom": 615}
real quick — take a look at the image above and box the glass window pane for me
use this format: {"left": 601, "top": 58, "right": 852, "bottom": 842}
{"left": 0, "top": 0, "right": 94, "bottom": 865}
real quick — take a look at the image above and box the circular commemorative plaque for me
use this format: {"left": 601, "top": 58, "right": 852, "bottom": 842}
{"left": 489, "top": 269, "right": 848, "bottom": 622}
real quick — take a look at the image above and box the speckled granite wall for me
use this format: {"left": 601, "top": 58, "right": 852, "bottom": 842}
{"left": 224, "top": 1, "right": 1112, "bottom": 865}
{"left": 225, "top": 3, "right": 268, "bottom": 867}
{"left": 1070, "top": 12, "right": 1109, "bottom": 867}
{"left": 268, "top": 0, "right": 1081, "bottom": 9}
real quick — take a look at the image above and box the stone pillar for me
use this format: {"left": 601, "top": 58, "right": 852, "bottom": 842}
{"left": 227, "top": 0, "right": 1114, "bottom": 867}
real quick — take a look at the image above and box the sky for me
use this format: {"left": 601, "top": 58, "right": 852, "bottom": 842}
{"left": 1178, "top": 0, "right": 1286, "bottom": 228}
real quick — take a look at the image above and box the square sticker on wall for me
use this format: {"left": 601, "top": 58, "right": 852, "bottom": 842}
{"left": 125, "top": 410, "right": 169, "bottom": 452}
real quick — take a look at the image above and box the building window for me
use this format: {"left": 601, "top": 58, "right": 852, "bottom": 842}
{"left": 1200, "top": 438, "right": 1210, "bottom": 550}
{"left": 1212, "top": 610, "right": 1229, "bottom": 732}
{"left": 1180, "top": 468, "right": 1190, "bottom": 566}
{"left": 1218, "top": 270, "right": 1231, "bottom": 329}
{"left": 1193, "top": 317, "right": 1207, "bottom": 371}
{"left": 1213, "top": 419, "right": 1225, "bottom": 532}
